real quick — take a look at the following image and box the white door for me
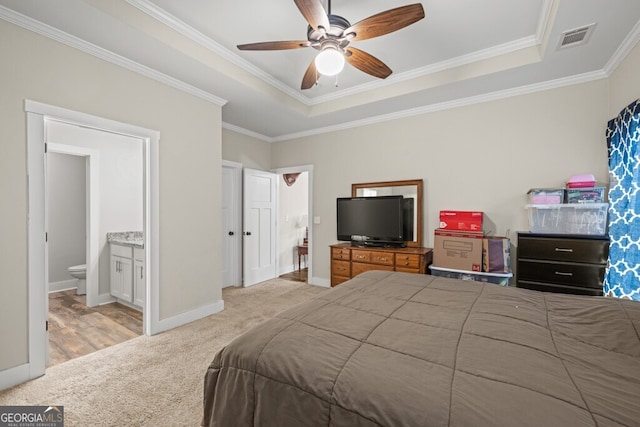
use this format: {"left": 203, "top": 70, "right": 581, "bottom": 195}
{"left": 222, "top": 162, "right": 242, "bottom": 287}
{"left": 243, "top": 168, "right": 277, "bottom": 287}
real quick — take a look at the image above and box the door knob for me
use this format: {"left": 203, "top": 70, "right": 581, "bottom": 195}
{"left": 244, "top": 231, "right": 252, "bottom": 236}
{"left": 228, "top": 231, "right": 235, "bottom": 236}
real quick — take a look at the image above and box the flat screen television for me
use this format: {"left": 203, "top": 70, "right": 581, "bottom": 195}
{"left": 336, "top": 196, "right": 406, "bottom": 247}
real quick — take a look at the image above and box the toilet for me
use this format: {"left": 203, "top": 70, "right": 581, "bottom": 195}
{"left": 68, "top": 264, "right": 87, "bottom": 295}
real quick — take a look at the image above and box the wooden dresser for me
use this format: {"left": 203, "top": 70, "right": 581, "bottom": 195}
{"left": 516, "top": 232, "right": 608, "bottom": 296}
{"left": 330, "top": 243, "right": 433, "bottom": 287}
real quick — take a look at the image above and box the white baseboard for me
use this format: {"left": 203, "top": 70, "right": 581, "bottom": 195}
{"left": 0, "top": 363, "right": 39, "bottom": 392}
{"left": 279, "top": 265, "right": 295, "bottom": 275}
{"left": 310, "top": 276, "right": 330, "bottom": 287}
{"left": 151, "top": 299, "right": 225, "bottom": 335}
{"left": 48, "top": 279, "right": 77, "bottom": 293}
{"left": 94, "top": 292, "right": 116, "bottom": 306}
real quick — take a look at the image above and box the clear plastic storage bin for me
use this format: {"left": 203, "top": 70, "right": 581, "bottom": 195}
{"left": 429, "top": 266, "right": 512, "bottom": 286}
{"left": 526, "top": 203, "right": 608, "bottom": 235}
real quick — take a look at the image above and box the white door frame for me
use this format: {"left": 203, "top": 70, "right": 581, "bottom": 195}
{"left": 46, "top": 143, "right": 100, "bottom": 307}
{"left": 222, "top": 160, "right": 242, "bottom": 287}
{"left": 272, "top": 165, "right": 315, "bottom": 285}
{"left": 24, "top": 100, "right": 160, "bottom": 384}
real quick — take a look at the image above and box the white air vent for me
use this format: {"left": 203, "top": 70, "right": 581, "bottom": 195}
{"left": 559, "top": 24, "right": 596, "bottom": 49}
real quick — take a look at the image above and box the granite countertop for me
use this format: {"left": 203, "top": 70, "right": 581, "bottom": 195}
{"left": 107, "top": 231, "right": 144, "bottom": 248}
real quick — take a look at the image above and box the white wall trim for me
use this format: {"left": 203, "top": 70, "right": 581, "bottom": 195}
{"left": 125, "top": 0, "right": 308, "bottom": 106}
{"left": 0, "top": 363, "right": 30, "bottom": 391}
{"left": 222, "top": 68, "right": 610, "bottom": 143}
{"left": 48, "top": 279, "right": 78, "bottom": 293}
{"left": 603, "top": 17, "right": 640, "bottom": 75}
{"left": 310, "top": 278, "right": 330, "bottom": 288}
{"left": 153, "top": 300, "right": 225, "bottom": 334}
{"left": 222, "top": 122, "right": 273, "bottom": 143}
{"left": 269, "top": 70, "right": 608, "bottom": 142}
{"left": 0, "top": 5, "right": 227, "bottom": 107}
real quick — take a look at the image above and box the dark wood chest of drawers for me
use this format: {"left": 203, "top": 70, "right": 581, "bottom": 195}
{"left": 516, "top": 232, "right": 609, "bottom": 296}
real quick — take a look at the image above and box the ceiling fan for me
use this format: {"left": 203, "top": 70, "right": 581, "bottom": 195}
{"left": 237, "top": 0, "right": 425, "bottom": 90}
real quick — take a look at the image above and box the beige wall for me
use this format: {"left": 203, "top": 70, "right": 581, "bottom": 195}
{"left": 272, "top": 80, "right": 611, "bottom": 281}
{"left": 0, "top": 20, "right": 223, "bottom": 371}
{"left": 609, "top": 41, "right": 640, "bottom": 117}
{"left": 222, "top": 129, "right": 271, "bottom": 170}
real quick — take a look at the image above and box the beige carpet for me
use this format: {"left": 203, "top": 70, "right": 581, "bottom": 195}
{"left": 0, "top": 278, "right": 327, "bottom": 426}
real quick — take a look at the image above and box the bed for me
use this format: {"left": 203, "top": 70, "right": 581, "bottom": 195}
{"left": 203, "top": 270, "right": 640, "bottom": 426}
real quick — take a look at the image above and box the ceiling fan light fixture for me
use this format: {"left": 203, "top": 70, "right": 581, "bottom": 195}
{"left": 315, "top": 48, "right": 345, "bottom": 76}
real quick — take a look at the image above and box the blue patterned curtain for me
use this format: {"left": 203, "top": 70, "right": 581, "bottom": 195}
{"left": 604, "top": 99, "right": 640, "bottom": 300}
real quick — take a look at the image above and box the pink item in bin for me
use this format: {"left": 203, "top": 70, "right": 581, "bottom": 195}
{"left": 567, "top": 174, "right": 596, "bottom": 188}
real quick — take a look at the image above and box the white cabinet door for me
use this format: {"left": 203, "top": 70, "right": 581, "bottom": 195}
{"left": 119, "top": 257, "right": 133, "bottom": 303}
{"left": 110, "top": 255, "right": 133, "bottom": 303}
{"left": 110, "top": 255, "right": 122, "bottom": 299}
{"left": 133, "top": 258, "right": 145, "bottom": 308}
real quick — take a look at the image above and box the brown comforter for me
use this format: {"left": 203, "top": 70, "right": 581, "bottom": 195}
{"left": 203, "top": 271, "right": 640, "bottom": 426}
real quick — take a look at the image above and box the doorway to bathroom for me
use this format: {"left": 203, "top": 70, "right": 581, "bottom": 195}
{"left": 24, "top": 100, "right": 160, "bottom": 383}
{"left": 45, "top": 139, "right": 144, "bottom": 366}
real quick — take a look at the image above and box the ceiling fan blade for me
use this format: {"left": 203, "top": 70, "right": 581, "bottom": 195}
{"left": 237, "top": 40, "right": 311, "bottom": 50}
{"left": 301, "top": 58, "right": 318, "bottom": 90}
{"left": 294, "top": 0, "right": 330, "bottom": 32}
{"left": 344, "top": 3, "right": 425, "bottom": 42}
{"left": 345, "top": 47, "right": 392, "bottom": 79}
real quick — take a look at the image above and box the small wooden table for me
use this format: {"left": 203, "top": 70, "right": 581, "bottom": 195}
{"left": 297, "top": 244, "right": 308, "bottom": 271}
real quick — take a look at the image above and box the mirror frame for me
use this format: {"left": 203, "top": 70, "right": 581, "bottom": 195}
{"left": 352, "top": 179, "right": 423, "bottom": 248}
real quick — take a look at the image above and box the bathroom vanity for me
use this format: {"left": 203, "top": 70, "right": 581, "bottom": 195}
{"left": 108, "top": 232, "right": 144, "bottom": 310}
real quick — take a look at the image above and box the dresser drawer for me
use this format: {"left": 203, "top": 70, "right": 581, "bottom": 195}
{"left": 371, "top": 251, "right": 394, "bottom": 266}
{"left": 518, "top": 260, "right": 605, "bottom": 289}
{"left": 351, "top": 250, "right": 371, "bottom": 263}
{"left": 518, "top": 281, "right": 604, "bottom": 296}
{"left": 332, "top": 247, "right": 351, "bottom": 261}
{"left": 518, "top": 236, "right": 608, "bottom": 264}
{"left": 396, "top": 254, "right": 422, "bottom": 269}
{"left": 331, "top": 260, "right": 351, "bottom": 277}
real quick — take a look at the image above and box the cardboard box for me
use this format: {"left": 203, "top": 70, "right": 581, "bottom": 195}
{"left": 433, "top": 229, "right": 483, "bottom": 272}
{"left": 439, "top": 210, "right": 493, "bottom": 232}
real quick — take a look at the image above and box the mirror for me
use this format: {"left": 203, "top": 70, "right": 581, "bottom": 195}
{"left": 352, "top": 179, "right": 423, "bottom": 247}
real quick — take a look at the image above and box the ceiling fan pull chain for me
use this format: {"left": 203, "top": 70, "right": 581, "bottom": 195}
{"left": 334, "top": 75, "right": 339, "bottom": 87}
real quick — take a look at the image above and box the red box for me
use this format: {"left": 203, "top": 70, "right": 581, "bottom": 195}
{"left": 439, "top": 210, "right": 485, "bottom": 232}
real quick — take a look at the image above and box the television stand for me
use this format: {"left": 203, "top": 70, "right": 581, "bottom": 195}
{"left": 330, "top": 243, "right": 433, "bottom": 287}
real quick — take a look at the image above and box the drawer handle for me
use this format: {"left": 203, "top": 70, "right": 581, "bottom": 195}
{"left": 555, "top": 248, "right": 574, "bottom": 253}
{"left": 404, "top": 261, "right": 410, "bottom": 266}
{"left": 379, "top": 257, "right": 388, "bottom": 262}
{"left": 357, "top": 255, "right": 365, "bottom": 259}
{"left": 554, "top": 271, "right": 573, "bottom": 276}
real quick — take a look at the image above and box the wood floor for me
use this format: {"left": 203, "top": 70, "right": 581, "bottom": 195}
{"left": 48, "top": 290, "right": 142, "bottom": 367}
{"left": 279, "top": 267, "right": 308, "bottom": 283}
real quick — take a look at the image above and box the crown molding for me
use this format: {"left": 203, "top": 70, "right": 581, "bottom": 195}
{"left": 222, "top": 122, "right": 274, "bottom": 142}
{"left": 126, "top": 0, "right": 554, "bottom": 109}
{"left": 603, "top": 17, "right": 640, "bottom": 76}
{"left": 125, "top": 0, "right": 310, "bottom": 105}
{"left": 307, "top": 34, "right": 540, "bottom": 105}
{"left": 270, "top": 70, "right": 607, "bottom": 142}
{"left": 0, "top": 5, "right": 227, "bottom": 107}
